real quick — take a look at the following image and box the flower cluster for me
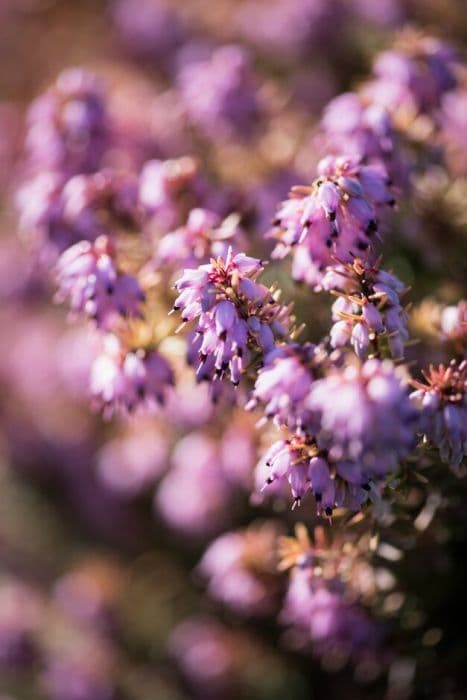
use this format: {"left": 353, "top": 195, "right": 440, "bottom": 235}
{"left": 258, "top": 359, "right": 417, "bottom": 514}
{"left": 90, "top": 335, "right": 174, "bottom": 416}
{"left": 174, "top": 249, "right": 293, "bottom": 385}
{"left": 270, "top": 155, "right": 394, "bottom": 288}
{"left": 56, "top": 235, "right": 144, "bottom": 327}
{"left": 411, "top": 360, "right": 466, "bottom": 471}
{"left": 325, "top": 257, "right": 409, "bottom": 360}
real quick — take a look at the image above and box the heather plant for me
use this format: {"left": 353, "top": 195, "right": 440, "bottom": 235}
{"left": 2, "top": 3, "right": 467, "bottom": 699}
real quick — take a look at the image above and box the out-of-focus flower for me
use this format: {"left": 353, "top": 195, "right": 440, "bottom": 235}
{"left": 0, "top": 580, "right": 42, "bottom": 668}
{"left": 234, "top": 0, "right": 339, "bottom": 62}
{"left": 112, "top": 0, "right": 187, "bottom": 65}
{"left": 411, "top": 359, "right": 466, "bottom": 471}
{"left": 90, "top": 334, "right": 174, "bottom": 416}
{"left": 177, "top": 44, "right": 262, "bottom": 140}
{"left": 363, "top": 31, "right": 458, "bottom": 125}
{"left": 198, "top": 521, "right": 283, "bottom": 616}
{"left": 278, "top": 525, "right": 387, "bottom": 667}
{"left": 56, "top": 235, "right": 144, "bottom": 327}
{"left": 138, "top": 156, "right": 202, "bottom": 230}
{"left": 25, "top": 68, "right": 111, "bottom": 176}
{"left": 270, "top": 155, "right": 394, "bottom": 288}
{"left": 155, "top": 432, "right": 233, "bottom": 537}
{"left": 154, "top": 208, "right": 246, "bottom": 270}
{"left": 97, "top": 419, "right": 168, "bottom": 495}
{"left": 17, "top": 169, "right": 139, "bottom": 260}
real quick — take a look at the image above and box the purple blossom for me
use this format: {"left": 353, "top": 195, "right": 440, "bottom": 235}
{"left": 270, "top": 155, "right": 394, "bottom": 288}
{"left": 155, "top": 432, "right": 233, "bottom": 537}
{"left": 154, "top": 208, "right": 246, "bottom": 269}
{"left": 56, "top": 235, "right": 144, "bottom": 327}
{"left": 281, "top": 570, "right": 384, "bottom": 663}
{"left": 177, "top": 44, "right": 261, "bottom": 140}
{"left": 247, "top": 343, "right": 322, "bottom": 432}
{"left": 90, "top": 335, "right": 174, "bottom": 416}
{"left": 174, "top": 249, "right": 292, "bottom": 386}
{"left": 138, "top": 156, "right": 203, "bottom": 230}
{"left": 308, "top": 359, "right": 418, "bottom": 477}
{"left": 363, "top": 32, "right": 458, "bottom": 119}
{"left": 25, "top": 68, "right": 110, "bottom": 176}
{"left": 17, "top": 169, "right": 139, "bottom": 259}
{"left": 411, "top": 360, "right": 467, "bottom": 471}
{"left": 198, "top": 522, "right": 282, "bottom": 616}
{"left": 324, "top": 258, "right": 409, "bottom": 360}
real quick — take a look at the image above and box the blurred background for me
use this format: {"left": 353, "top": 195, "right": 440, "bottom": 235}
{"left": 0, "top": 1, "right": 466, "bottom": 699}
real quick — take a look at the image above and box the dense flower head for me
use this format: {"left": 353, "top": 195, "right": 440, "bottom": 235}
{"left": 322, "top": 92, "right": 396, "bottom": 162}
{"left": 198, "top": 522, "right": 282, "bottom": 616}
{"left": 174, "top": 249, "right": 293, "bottom": 386}
{"left": 177, "top": 44, "right": 261, "bottom": 139}
{"left": 154, "top": 209, "right": 247, "bottom": 270}
{"left": 324, "top": 257, "right": 409, "bottom": 360}
{"left": 281, "top": 569, "right": 384, "bottom": 663}
{"left": 270, "top": 155, "right": 394, "bottom": 288}
{"left": 308, "top": 358, "right": 417, "bottom": 476}
{"left": 411, "top": 360, "right": 466, "bottom": 471}
{"left": 257, "top": 434, "right": 369, "bottom": 515}
{"left": 56, "top": 235, "right": 145, "bottom": 327}
{"left": 90, "top": 334, "right": 174, "bottom": 416}
{"left": 25, "top": 68, "right": 110, "bottom": 176}
{"left": 364, "top": 31, "right": 458, "bottom": 121}
{"left": 17, "top": 168, "right": 139, "bottom": 260}
{"left": 278, "top": 525, "right": 386, "bottom": 665}
{"left": 247, "top": 343, "right": 326, "bottom": 433}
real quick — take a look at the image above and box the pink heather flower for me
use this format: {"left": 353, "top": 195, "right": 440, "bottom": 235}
{"left": 198, "top": 522, "right": 282, "bottom": 617}
{"left": 322, "top": 93, "right": 396, "bottom": 162}
{"left": 17, "top": 169, "right": 139, "bottom": 260}
{"left": 257, "top": 436, "right": 368, "bottom": 516}
{"left": 25, "top": 68, "right": 110, "bottom": 176}
{"left": 97, "top": 419, "right": 168, "bottom": 496}
{"left": 247, "top": 343, "right": 324, "bottom": 433}
{"left": 168, "top": 617, "right": 238, "bottom": 693}
{"left": 281, "top": 570, "right": 384, "bottom": 663}
{"left": 56, "top": 235, "right": 144, "bottom": 327}
{"left": 155, "top": 432, "right": 232, "bottom": 537}
{"left": 363, "top": 32, "right": 458, "bottom": 119}
{"left": 174, "top": 249, "right": 292, "bottom": 385}
{"left": 90, "top": 335, "right": 174, "bottom": 416}
{"left": 308, "top": 359, "right": 418, "bottom": 477}
{"left": 411, "top": 360, "right": 467, "bottom": 472}
{"left": 138, "top": 156, "right": 203, "bottom": 230}
{"left": 324, "top": 258, "right": 409, "bottom": 360}
{"left": 271, "top": 155, "right": 394, "bottom": 288}
{"left": 155, "top": 208, "right": 246, "bottom": 269}
{"left": 177, "top": 44, "right": 261, "bottom": 140}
